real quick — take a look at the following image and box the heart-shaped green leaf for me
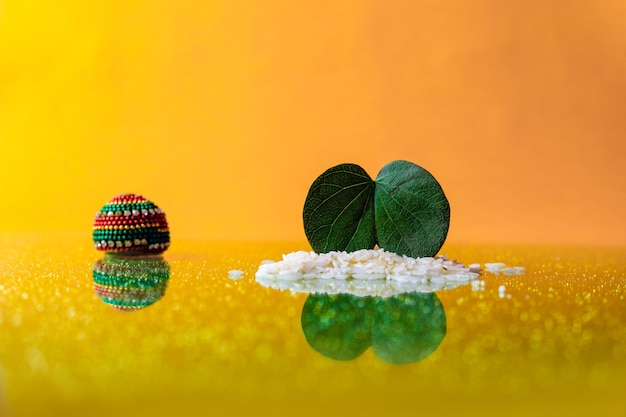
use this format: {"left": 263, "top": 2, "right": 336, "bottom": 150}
{"left": 303, "top": 160, "right": 450, "bottom": 257}
{"left": 374, "top": 160, "right": 450, "bottom": 258}
{"left": 303, "top": 164, "right": 376, "bottom": 253}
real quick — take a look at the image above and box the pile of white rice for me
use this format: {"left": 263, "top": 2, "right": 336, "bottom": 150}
{"left": 255, "top": 249, "right": 481, "bottom": 297}
{"left": 255, "top": 248, "right": 480, "bottom": 282}
{"left": 255, "top": 249, "right": 525, "bottom": 297}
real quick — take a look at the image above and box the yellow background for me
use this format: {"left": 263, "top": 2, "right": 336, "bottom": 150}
{"left": 1, "top": 1, "right": 625, "bottom": 245}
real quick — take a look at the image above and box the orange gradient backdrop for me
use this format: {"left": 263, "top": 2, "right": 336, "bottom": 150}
{"left": 1, "top": 1, "right": 625, "bottom": 245}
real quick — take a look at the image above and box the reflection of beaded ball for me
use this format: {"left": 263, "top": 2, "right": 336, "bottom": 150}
{"left": 93, "top": 256, "right": 170, "bottom": 311}
{"left": 93, "top": 194, "right": 170, "bottom": 254}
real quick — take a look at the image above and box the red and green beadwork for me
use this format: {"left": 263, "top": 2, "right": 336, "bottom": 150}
{"left": 93, "top": 256, "right": 170, "bottom": 311}
{"left": 93, "top": 194, "right": 170, "bottom": 254}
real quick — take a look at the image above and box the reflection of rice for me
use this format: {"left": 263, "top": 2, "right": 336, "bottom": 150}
{"left": 255, "top": 249, "right": 480, "bottom": 296}
{"left": 256, "top": 275, "right": 469, "bottom": 297}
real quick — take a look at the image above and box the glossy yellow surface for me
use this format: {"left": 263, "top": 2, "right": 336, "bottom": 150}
{"left": 0, "top": 234, "right": 624, "bottom": 417}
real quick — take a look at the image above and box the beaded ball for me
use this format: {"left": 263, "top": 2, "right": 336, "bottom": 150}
{"left": 93, "top": 194, "right": 170, "bottom": 254}
{"left": 93, "top": 256, "right": 170, "bottom": 311}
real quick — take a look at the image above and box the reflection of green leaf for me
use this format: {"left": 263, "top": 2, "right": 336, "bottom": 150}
{"left": 372, "top": 293, "right": 446, "bottom": 365}
{"left": 301, "top": 292, "right": 446, "bottom": 364}
{"left": 375, "top": 161, "right": 450, "bottom": 258}
{"left": 303, "top": 164, "right": 376, "bottom": 253}
{"left": 303, "top": 160, "right": 449, "bottom": 257}
{"left": 301, "top": 294, "right": 375, "bottom": 361}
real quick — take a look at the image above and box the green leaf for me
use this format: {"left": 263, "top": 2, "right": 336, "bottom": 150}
{"left": 303, "top": 160, "right": 450, "bottom": 257}
{"left": 303, "top": 163, "right": 376, "bottom": 253}
{"left": 375, "top": 160, "right": 450, "bottom": 258}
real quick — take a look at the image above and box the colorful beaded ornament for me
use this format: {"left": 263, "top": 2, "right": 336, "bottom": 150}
{"left": 93, "top": 194, "right": 170, "bottom": 254}
{"left": 93, "top": 256, "right": 170, "bottom": 311}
